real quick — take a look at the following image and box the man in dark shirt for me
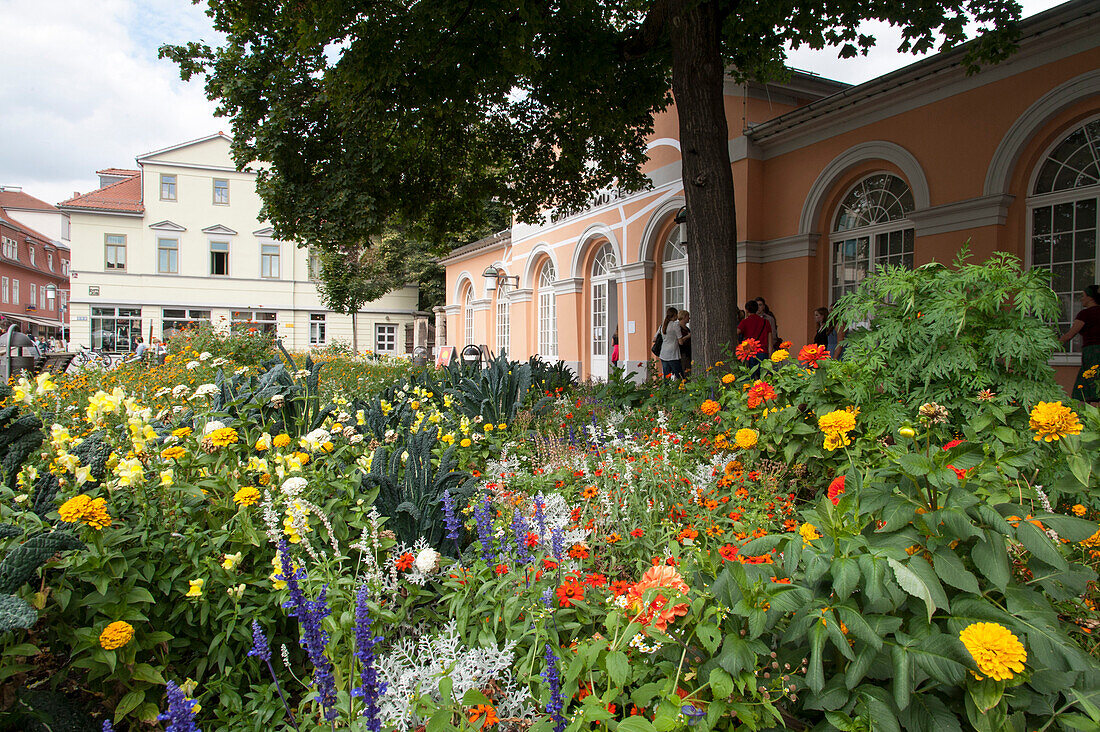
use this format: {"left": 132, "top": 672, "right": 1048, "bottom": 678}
{"left": 737, "top": 300, "right": 772, "bottom": 351}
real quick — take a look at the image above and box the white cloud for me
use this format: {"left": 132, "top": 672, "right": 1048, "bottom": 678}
{"left": 0, "top": 0, "right": 221, "bottom": 206}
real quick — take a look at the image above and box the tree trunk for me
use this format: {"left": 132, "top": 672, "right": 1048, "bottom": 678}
{"left": 351, "top": 310, "right": 359, "bottom": 353}
{"left": 668, "top": 0, "right": 738, "bottom": 370}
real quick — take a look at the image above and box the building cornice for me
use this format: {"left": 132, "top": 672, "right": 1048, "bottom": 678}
{"left": 746, "top": 0, "right": 1100, "bottom": 159}
{"left": 552, "top": 277, "right": 585, "bottom": 295}
{"left": 469, "top": 297, "right": 492, "bottom": 312}
{"left": 908, "top": 194, "right": 1015, "bottom": 236}
{"left": 443, "top": 304, "right": 461, "bottom": 315}
{"left": 508, "top": 288, "right": 534, "bottom": 303}
{"left": 58, "top": 206, "right": 144, "bottom": 218}
{"left": 617, "top": 261, "right": 655, "bottom": 282}
{"left": 738, "top": 234, "right": 821, "bottom": 264}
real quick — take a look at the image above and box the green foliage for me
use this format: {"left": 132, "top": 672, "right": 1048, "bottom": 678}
{"left": 448, "top": 355, "right": 553, "bottom": 423}
{"left": 166, "top": 322, "right": 276, "bottom": 367}
{"left": 363, "top": 427, "right": 475, "bottom": 550}
{"left": 0, "top": 531, "right": 83, "bottom": 633}
{"left": 0, "top": 384, "right": 44, "bottom": 492}
{"left": 832, "top": 249, "right": 1064, "bottom": 419}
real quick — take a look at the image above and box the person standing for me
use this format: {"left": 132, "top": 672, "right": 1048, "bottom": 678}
{"left": 813, "top": 307, "right": 837, "bottom": 352}
{"left": 1059, "top": 284, "right": 1100, "bottom": 405}
{"left": 611, "top": 332, "right": 620, "bottom": 369}
{"left": 755, "top": 297, "right": 778, "bottom": 352}
{"left": 738, "top": 300, "right": 772, "bottom": 358}
{"left": 655, "top": 306, "right": 684, "bottom": 380}
{"left": 678, "top": 310, "right": 692, "bottom": 377}
{"left": 133, "top": 336, "right": 148, "bottom": 360}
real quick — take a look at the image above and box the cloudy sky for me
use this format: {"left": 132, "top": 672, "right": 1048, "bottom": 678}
{"left": 0, "top": 0, "right": 1066, "bottom": 207}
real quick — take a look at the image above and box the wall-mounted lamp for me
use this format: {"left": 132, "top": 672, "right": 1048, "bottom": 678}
{"left": 674, "top": 206, "right": 687, "bottom": 224}
{"left": 482, "top": 266, "right": 519, "bottom": 290}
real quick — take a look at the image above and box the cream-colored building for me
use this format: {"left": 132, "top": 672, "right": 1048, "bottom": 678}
{"left": 61, "top": 134, "right": 419, "bottom": 354}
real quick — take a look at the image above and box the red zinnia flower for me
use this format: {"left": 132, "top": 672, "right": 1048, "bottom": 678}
{"left": 395, "top": 553, "right": 415, "bottom": 572}
{"left": 797, "top": 344, "right": 830, "bottom": 368}
{"left": 584, "top": 573, "right": 607, "bottom": 587}
{"left": 494, "top": 563, "right": 509, "bottom": 575}
{"left": 630, "top": 528, "right": 644, "bottom": 538}
{"left": 746, "top": 380, "right": 777, "bottom": 409}
{"left": 828, "top": 475, "right": 845, "bottom": 505}
{"left": 942, "top": 439, "right": 964, "bottom": 450}
{"left": 525, "top": 532, "right": 540, "bottom": 548}
{"left": 611, "top": 580, "right": 631, "bottom": 596}
{"left": 718, "top": 544, "right": 739, "bottom": 561}
{"left": 556, "top": 578, "right": 585, "bottom": 607}
{"left": 735, "top": 338, "right": 763, "bottom": 362}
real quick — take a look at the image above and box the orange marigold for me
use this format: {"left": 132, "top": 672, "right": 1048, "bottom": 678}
{"left": 700, "top": 399, "right": 721, "bottom": 416}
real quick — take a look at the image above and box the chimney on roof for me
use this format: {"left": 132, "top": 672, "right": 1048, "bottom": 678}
{"left": 1, "top": 185, "right": 22, "bottom": 193}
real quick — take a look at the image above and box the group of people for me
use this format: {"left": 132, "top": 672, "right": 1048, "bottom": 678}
{"left": 129, "top": 336, "right": 168, "bottom": 362}
{"left": 652, "top": 296, "right": 842, "bottom": 379}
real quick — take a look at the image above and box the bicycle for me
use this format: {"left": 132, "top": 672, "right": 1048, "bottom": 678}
{"left": 71, "top": 347, "right": 120, "bottom": 371}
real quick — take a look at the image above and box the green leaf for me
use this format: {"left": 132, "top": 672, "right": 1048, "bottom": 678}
{"left": 1014, "top": 520, "right": 1067, "bottom": 570}
{"left": 709, "top": 667, "right": 734, "bottom": 699}
{"left": 0, "top": 594, "right": 37, "bottom": 632}
{"left": 891, "top": 645, "right": 912, "bottom": 711}
{"left": 858, "top": 685, "right": 901, "bottom": 732}
{"left": 832, "top": 556, "right": 859, "bottom": 599}
{"left": 616, "top": 718, "right": 658, "bottom": 732}
{"left": 114, "top": 689, "right": 146, "bottom": 720}
{"left": 605, "top": 650, "right": 630, "bottom": 687}
{"left": 1068, "top": 452, "right": 1091, "bottom": 487}
{"left": 972, "top": 532, "right": 1010, "bottom": 592}
{"left": 132, "top": 663, "right": 165, "bottom": 685}
{"left": 932, "top": 551, "right": 980, "bottom": 594}
{"left": 888, "top": 558, "right": 936, "bottom": 622}
{"left": 461, "top": 688, "right": 491, "bottom": 706}
{"left": 806, "top": 622, "right": 826, "bottom": 694}
{"left": 1033, "top": 513, "right": 1100, "bottom": 542}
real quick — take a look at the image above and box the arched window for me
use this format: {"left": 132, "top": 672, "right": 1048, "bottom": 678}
{"left": 496, "top": 277, "right": 510, "bottom": 356}
{"left": 830, "top": 174, "right": 914, "bottom": 303}
{"left": 663, "top": 224, "right": 688, "bottom": 313}
{"left": 464, "top": 287, "right": 474, "bottom": 345}
{"left": 538, "top": 260, "right": 557, "bottom": 359}
{"left": 591, "top": 243, "right": 617, "bottom": 358}
{"left": 1029, "top": 118, "right": 1100, "bottom": 354}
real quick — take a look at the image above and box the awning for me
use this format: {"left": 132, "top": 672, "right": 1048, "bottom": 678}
{"left": 12, "top": 314, "right": 65, "bottom": 328}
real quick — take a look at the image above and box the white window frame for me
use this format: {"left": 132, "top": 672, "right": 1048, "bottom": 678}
{"left": 828, "top": 173, "right": 915, "bottom": 305}
{"left": 538, "top": 261, "right": 557, "bottom": 358}
{"left": 1, "top": 277, "right": 7, "bottom": 303}
{"left": 62, "top": 259, "right": 70, "bottom": 276}
{"left": 105, "top": 234, "right": 126, "bottom": 271}
{"left": 1026, "top": 115, "right": 1100, "bottom": 365}
{"left": 590, "top": 243, "right": 616, "bottom": 358}
{"left": 375, "top": 323, "right": 397, "bottom": 353}
{"left": 209, "top": 240, "right": 230, "bottom": 276}
{"left": 47, "top": 252, "right": 54, "bottom": 271}
{"left": 260, "top": 242, "right": 281, "bottom": 279}
{"left": 464, "top": 288, "right": 474, "bottom": 345}
{"left": 1, "top": 237, "right": 16, "bottom": 260}
{"left": 495, "top": 281, "right": 510, "bottom": 355}
{"left": 160, "top": 173, "right": 177, "bottom": 201}
{"left": 28, "top": 245, "right": 35, "bottom": 266}
{"left": 662, "top": 224, "right": 689, "bottom": 314}
{"left": 45, "top": 286, "right": 55, "bottom": 311}
{"left": 12, "top": 279, "right": 19, "bottom": 305}
{"left": 157, "top": 237, "right": 179, "bottom": 274}
{"left": 213, "top": 178, "right": 230, "bottom": 205}
{"left": 29, "top": 284, "right": 36, "bottom": 309}
{"left": 309, "top": 313, "right": 327, "bottom": 345}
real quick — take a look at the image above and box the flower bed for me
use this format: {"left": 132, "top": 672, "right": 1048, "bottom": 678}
{"left": 1, "top": 256, "right": 1100, "bottom": 731}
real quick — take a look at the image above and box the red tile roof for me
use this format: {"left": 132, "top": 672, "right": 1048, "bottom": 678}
{"left": 0, "top": 206, "right": 55, "bottom": 245}
{"left": 60, "top": 173, "right": 143, "bottom": 214}
{"left": 0, "top": 189, "right": 58, "bottom": 212}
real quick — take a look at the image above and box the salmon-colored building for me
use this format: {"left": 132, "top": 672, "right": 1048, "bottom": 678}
{"left": 441, "top": 0, "right": 1100, "bottom": 388}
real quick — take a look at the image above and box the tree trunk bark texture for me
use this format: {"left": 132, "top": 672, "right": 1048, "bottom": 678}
{"left": 668, "top": 0, "right": 739, "bottom": 370}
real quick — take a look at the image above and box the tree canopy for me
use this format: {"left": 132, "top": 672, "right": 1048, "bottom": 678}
{"left": 164, "top": 0, "right": 1022, "bottom": 365}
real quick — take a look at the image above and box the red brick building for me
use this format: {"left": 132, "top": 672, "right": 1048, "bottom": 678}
{"left": 0, "top": 189, "right": 70, "bottom": 341}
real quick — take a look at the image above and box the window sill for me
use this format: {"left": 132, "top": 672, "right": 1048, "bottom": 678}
{"left": 1049, "top": 353, "right": 1082, "bottom": 367}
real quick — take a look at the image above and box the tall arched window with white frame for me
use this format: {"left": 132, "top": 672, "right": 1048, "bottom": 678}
{"left": 591, "top": 243, "right": 617, "bottom": 361}
{"left": 830, "top": 174, "right": 915, "bottom": 304}
{"left": 538, "top": 260, "right": 557, "bottom": 359}
{"left": 496, "top": 278, "right": 510, "bottom": 356}
{"left": 1029, "top": 117, "right": 1100, "bottom": 356}
{"left": 464, "top": 287, "right": 474, "bottom": 346}
{"left": 663, "top": 223, "right": 689, "bottom": 313}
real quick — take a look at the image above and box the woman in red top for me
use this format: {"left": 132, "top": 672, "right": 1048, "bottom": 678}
{"left": 1059, "top": 284, "right": 1100, "bottom": 404}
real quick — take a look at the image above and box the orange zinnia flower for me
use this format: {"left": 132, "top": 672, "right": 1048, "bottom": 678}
{"left": 557, "top": 578, "right": 585, "bottom": 607}
{"left": 746, "top": 380, "right": 777, "bottom": 409}
{"left": 468, "top": 704, "right": 499, "bottom": 728}
{"left": 735, "top": 338, "right": 763, "bottom": 362}
{"left": 625, "top": 565, "right": 690, "bottom": 631}
{"left": 798, "top": 344, "right": 830, "bottom": 368}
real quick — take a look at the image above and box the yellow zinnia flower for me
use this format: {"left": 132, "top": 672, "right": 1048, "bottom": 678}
{"left": 460, "top": 438, "right": 472, "bottom": 448}
{"left": 272, "top": 434, "right": 292, "bottom": 449}
{"left": 207, "top": 427, "right": 240, "bottom": 447}
{"left": 98, "top": 621, "right": 134, "bottom": 650}
{"left": 959, "top": 622, "right": 1026, "bottom": 681}
{"left": 770, "top": 349, "right": 789, "bottom": 363}
{"left": 734, "top": 428, "right": 758, "bottom": 450}
{"left": 799, "top": 523, "right": 822, "bottom": 546}
{"left": 721, "top": 373, "right": 735, "bottom": 385}
{"left": 234, "top": 486, "right": 261, "bottom": 507}
{"left": 1028, "top": 401, "right": 1083, "bottom": 442}
{"left": 161, "top": 446, "right": 186, "bottom": 461}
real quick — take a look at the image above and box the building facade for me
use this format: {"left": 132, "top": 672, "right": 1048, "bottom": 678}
{"left": 440, "top": 0, "right": 1100, "bottom": 390}
{"left": 0, "top": 188, "right": 71, "bottom": 339}
{"left": 61, "top": 134, "right": 419, "bottom": 354}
